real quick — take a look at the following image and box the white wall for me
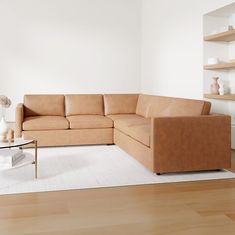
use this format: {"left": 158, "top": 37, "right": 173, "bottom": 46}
{"left": 2, "top": 0, "right": 235, "bottom": 122}
{"left": 141, "top": 0, "right": 235, "bottom": 98}
{"left": 0, "top": 0, "right": 141, "bottom": 121}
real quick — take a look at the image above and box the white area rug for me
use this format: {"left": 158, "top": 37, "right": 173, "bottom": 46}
{"left": 0, "top": 145, "right": 234, "bottom": 195}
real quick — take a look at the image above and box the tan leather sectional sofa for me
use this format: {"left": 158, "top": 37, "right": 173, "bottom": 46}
{"left": 15, "top": 94, "right": 231, "bottom": 174}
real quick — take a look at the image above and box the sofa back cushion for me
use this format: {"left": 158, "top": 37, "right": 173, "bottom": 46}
{"left": 104, "top": 94, "right": 139, "bottom": 115}
{"left": 65, "top": 94, "right": 104, "bottom": 116}
{"left": 136, "top": 94, "right": 211, "bottom": 118}
{"left": 24, "top": 95, "right": 65, "bottom": 117}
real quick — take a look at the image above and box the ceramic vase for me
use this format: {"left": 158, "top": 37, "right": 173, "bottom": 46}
{"left": 211, "top": 77, "right": 220, "bottom": 95}
{"left": 219, "top": 80, "right": 225, "bottom": 95}
{"left": 0, "top": 116, "right": 9, "bottom": 142}
{"left": 7, "top": 129, "right": 14, "bottom": 143}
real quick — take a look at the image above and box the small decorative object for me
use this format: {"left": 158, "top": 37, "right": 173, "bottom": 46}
{"left": 218, "top": 80, "right": 225, "bottom": 95}
{"left": 228, "top": 25, "right": 234, "bottom": 31}
{"left": 7, "top": 129, "right": 14, "bottom": 143}
{"left": 211, "top": 77, "right": 220, "bottom": 95}
{"left": 0, "top": 95, "right": 11, "bottom": 143}
{"left": 208, "top": 58, "right": 219, "bottom": 65}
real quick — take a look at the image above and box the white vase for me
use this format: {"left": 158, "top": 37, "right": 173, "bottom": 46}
{"left": 219, "top": 81, "right": 225, "bottom": 95}
{"left": 219, "top": 86, "right": 225, "bottom": 95}
{"left": 0, "top": 116, "right": 9, "bottom": 142}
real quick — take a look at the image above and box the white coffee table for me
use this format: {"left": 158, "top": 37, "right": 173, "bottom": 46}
{"left": 0, "top": 138, "right": 38, "bottom": 178}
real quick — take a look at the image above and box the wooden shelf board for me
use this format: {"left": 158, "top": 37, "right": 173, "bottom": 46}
{"left": 204, "top": 62, "right": 235, "bottom": 70}
{"left": 204, "top": 94, "right": 235, "bottom": 101}
{"left": 204, "top": 29, "right": 235, "bottom": 42}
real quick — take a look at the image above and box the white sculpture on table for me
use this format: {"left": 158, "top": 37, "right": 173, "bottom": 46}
{"left": 0, "top": 96, "right": 11, "bottom": 142}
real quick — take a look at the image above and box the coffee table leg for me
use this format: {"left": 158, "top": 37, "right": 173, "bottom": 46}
{"left": 34, "top": 140, "right": 38, "bottom": 179}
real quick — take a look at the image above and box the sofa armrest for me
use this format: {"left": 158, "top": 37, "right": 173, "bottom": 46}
{"left": 151, "top": 115, "right": 231, "bottom": 173}
{"left": 15, "top": 103, "right": 24, "bottom": 137}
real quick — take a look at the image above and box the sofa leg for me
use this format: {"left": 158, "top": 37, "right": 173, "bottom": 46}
{"left": 106, "top": 144, "right": 115, "bottom": 146}
{"left": 156, "top": 173, "right": 161, "bottom": 176}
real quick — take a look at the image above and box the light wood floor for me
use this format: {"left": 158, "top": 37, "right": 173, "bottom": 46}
{"left": 0, "top": 152, "right": 235, "bottom": 235}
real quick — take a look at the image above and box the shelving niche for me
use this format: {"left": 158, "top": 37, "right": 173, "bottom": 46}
{"left": 203, "top": 4, "right": 235, "bottom": 105}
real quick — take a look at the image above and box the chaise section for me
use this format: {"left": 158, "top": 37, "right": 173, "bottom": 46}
{"left": 23, "top": 116, "right": 69, "bottom": 131}
{"left": 151, "top": 115, "right": 231, "bottom": 173}
{"left": 67, "top": 115, "right": 113, "bottom": 129}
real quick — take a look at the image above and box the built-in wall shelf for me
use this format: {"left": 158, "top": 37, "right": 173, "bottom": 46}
{"left": 204, "top": 62, "right": 235, "bottom": 70}
{"left": 204, "top": 29, "right": 235, "bottom": 42}
{"left": 204, "top": 94, "right": 235, "bottom": 101}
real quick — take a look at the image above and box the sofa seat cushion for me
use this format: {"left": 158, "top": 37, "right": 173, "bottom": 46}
{"left": 67, "top": 115, "right": 113, "bottom": 129}
{"left": 128, "top": 125, "right": 150, "bottom": 147}
{"left": 114, "top": 116, "right": 150, "bottom": 128}
{"left": 23, "top": 116, "right": 69, "bottom": 131}
{"left": 114, "top": 117, "right": 151, "bottom": 146}
{"left": 107, "top": 114, "right": 143, "bottom": 121}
